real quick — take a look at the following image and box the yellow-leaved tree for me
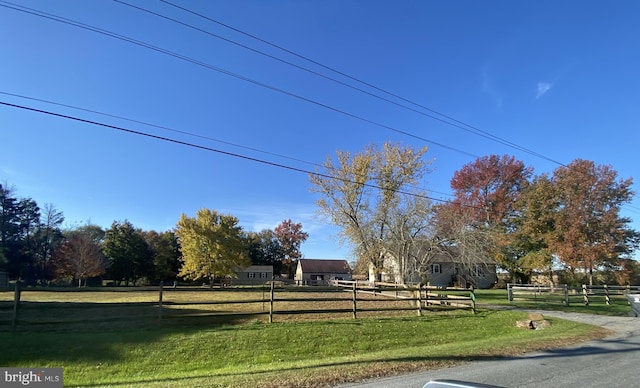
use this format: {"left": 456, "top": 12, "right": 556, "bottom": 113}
{"left": 176, "top": 209, "right": 249, "bottom": 285}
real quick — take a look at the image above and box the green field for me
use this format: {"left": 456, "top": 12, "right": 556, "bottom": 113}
{"left": 0, "top": 287, "right": 615, "bottom": 387}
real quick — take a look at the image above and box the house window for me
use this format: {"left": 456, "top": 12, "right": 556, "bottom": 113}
{"left": 431, "top": 264, "right": 441, "bottom": 274}
{"left": 260, "top": 272, "right": 267, "bottom": 279}
{"left": 472, "top": 265, "right": 483, "bottom": 277}
{"left": 248, "top": 272, "right": 255, "bottom": 279}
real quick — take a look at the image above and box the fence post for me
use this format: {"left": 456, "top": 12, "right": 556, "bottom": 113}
{"left": 352, "top": 282, "right": 357, "bottom": 319}
{"left": 12, "top": 281, "right": 21, "bottom": 330}
{"left": 417, "top": 283, "right": 423, "bottom": 316}
{"left": 507, "top": 283, "right": 513, "bottom": 302}
{"left": 470, "top": 286, "right": 476, "bottom": 314}
{"left": 604, "top": 284, "right": 610, "bottom": 305}
{"left": 158, "top": 281, "right": 164, "bottom": 320}
{"left": 582, "top": 284, "right": 589, "bottom": 306}
{"left": 564, "top": 284, "right": 569, "bottom": 307}
{"left": 269, "top": 281, "right": 275, "bottom": 323}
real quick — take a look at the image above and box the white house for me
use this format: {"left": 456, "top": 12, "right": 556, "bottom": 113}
{"left": 232, "top": 265, "right": 273, "bottom": 285}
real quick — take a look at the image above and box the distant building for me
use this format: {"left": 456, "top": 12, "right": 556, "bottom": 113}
{"left": 295, "top": 259, "right": 352, "bottom": 285}
{"left": 232, "top": 265, "right": 273, "bottom": 285}
{"left": 371, "top": 250, "right": 497, "bottom": 289}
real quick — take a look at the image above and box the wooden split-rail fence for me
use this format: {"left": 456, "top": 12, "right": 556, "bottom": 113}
{"left": 507, "top": 283, "right": 640, "bottom": 306}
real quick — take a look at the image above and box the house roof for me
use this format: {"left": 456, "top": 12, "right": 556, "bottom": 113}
{"left": 238, "top": 265, "right": 273, "bottom": 272}
{"left": 431, "top": 250, "right": 497, "bottom": 265}
{"left": 298, "top": 259, "right": 351, "bottom": 274}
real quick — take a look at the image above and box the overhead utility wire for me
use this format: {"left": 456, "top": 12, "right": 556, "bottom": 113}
{"left": 115, "top": 0, "right": 548, "bottom": 163}
{"left": 155, "top": 1, "right": 640, "bottom": 206}
{"left": 1, "top": 90, "right": 455, "bottom": 200}
{"left": 0, "top": 0, "right": 479, "bottom": 160}
{"left": 149, "top": 2, "right": 639, "bottom": 207}
{"left": 0, "top": 100, "right": 469, "bottom": 208}
{"left": 159, "top": 0, "right": 566, "bottom": 167}
{"left": 0, "top": 91, "right": 316, "bottom": 171}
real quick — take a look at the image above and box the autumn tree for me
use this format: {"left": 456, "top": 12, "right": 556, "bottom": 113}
{"left": 310, "top": 142, "right": 430, "bottom": 281}
{"left": 509, "top": 174, "right": 557, "bottom": 283}
{"left": 446, "top": 155, "right": 533, "bottom": 281}
{"left": 274, "top": 219, "right": 308, "bottom": 278}
{"left": 52, "top": 226, "right": 107, "bottom": 287}
{"left": 103, "top": 220, "right": 153, "bottom": 286}
{"left": 176, "top": 209, "right": 249, "bottom": 285}
{"left": 548, "top": 159, "right": 637, "bottom": 285}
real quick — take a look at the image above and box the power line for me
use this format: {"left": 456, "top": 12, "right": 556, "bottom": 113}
{"left": 0, "top": 0, "right": 480, "bottom": 160}
{"left": 2, "top": 1, "right": 634, "bottom": 211}
{"left": 114, "top": 0, "right": 557, "bottom": 165}
{"left": 158, "top": 0, "right": 566, "bottom": 167}
{"left": 0, "top": 100, "right": 467, "bottom": 208}
{"left": 0, "top": 90, "right": 456, "bottom": 200}
{"left": 4, "top": 98, "right": 636, "bottom": 222}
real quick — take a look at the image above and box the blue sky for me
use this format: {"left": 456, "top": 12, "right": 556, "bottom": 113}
{"left": 1, "top": 0, "right": 639, "bottom": 260}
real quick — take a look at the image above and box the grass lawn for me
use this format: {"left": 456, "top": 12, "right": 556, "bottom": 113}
{"left": 0, "top": 288, "right": 614, "bottom": 387}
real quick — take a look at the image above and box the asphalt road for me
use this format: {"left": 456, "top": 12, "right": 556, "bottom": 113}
{"left": 339, "top": 311, "right": 640, "bottom": 388}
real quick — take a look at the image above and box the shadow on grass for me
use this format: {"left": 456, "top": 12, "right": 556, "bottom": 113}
{"left": 0, "top": 300, "right": 264, "bottom": 366}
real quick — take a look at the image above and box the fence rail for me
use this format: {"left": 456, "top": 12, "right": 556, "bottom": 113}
{"left": 507, "top": 283, "right": 640, "bottom": 306}
{"left": 331, "top": 280, "right": 476, "bottom": 313}
{"left": 1, "top": 281, "right": 476, "bottom": 330}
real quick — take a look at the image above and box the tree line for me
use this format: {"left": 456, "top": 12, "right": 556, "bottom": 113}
{"left": 310, "top": 143, "right": 640, "bottom": 286}
{"left": 0, "top": 183, "right": 308, "bottom": 286}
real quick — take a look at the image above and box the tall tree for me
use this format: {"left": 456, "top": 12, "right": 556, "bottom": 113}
{"left": 384, "top": 194, "right": 434, "bottom": 283}
{"left": 103, "top": 220, "right": 153, "bottom": 286}
{"left": 246, "top": 229, "right": 283, "bottom": 275}
{"left": 274, "top": 219, "right": 308, "bottom": 278}
{"left": 176, "top": 209, "right": 249, "bottom": 285}
{"left": 509, "top": 174, "right": 557, "bottom": 283}
{"left": 16, "top": 198, "right": 41, "bottom": 282}
{"left": 142, "top": 230, "right": 181, "bottom": 282}
{"left": 0, "top": 184, "right": 43, "bottom": 281}
{"left": 52, "top": 227, "right": 107, "bottom": 287}
{"left": 446, "top": 155, "right": 533, "bottom": 281}
{"left": 310, "top": 142, "right": 430, "bottom": 281}
{"left": 549, "top": 159, "right": 636, "bottom": 285}
{"left": 0, "top": 183, "right": 20, "bottom": 269}
{"left": 450, "top": 154, "right": 533, "bottom": 226}
{"left": 32, "top": 203, "right": 65, "bottom": 283}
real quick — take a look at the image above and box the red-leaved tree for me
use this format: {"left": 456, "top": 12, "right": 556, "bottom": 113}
{"left": 274, "top": 219, "right": 308, "bottom": 278}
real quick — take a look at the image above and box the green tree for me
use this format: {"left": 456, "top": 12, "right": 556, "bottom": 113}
{"left": 310, "top": 142, "right": 430, "bottom": 281}
{"left": 103, "top": 220, "right": 153, "bottom": 286}
{"left": 246, "top": 229, "right": 283, "bottom": 275}
{"left": 274, "top": 219, "right": 308, "bottom": 278}
{"left": 0, "top": 184, "right": 42, "bottom": 282}
{"left": 0, "top": 184, "right": 21, "bottom": 271}
{"left": 143, "top": 230, "right": 181, "bottom": 282}
{"left": 176, "top": 209, "right": 249, "bottom": 285}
